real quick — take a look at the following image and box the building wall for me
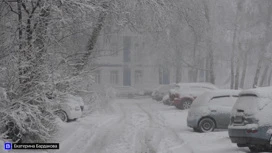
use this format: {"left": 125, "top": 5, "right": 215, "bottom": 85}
{"left": 95, "top": 30, "right": 178, "bottom": 90}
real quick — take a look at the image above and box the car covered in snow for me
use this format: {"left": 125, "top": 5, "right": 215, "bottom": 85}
{"left": 162, "top": 94, "right": 172, "bottom": 105}
{"left": 228, "top": 86, "right": 272, "bottom": 152}
{"left": 152, "top": 84, "right": 177, "bottom": 101}
{"left": 187, "top": 89, "right": 240, "bottom": 132}
{"left": 53, "top": 94, "right": 83, "bottom": 122}
{"left": 169, "top": 82, "right": 218, "bottom": 109}
{"left": 66, "top": 94, "right": 85, "bottom": 111}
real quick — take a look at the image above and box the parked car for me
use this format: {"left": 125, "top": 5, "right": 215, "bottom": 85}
{"left": 143, "top": 89, "right": 153, "bottom": 96}
{"left": 187, "top": 89, "right": 240, "bottom": 132}
{"left": 162, "top": 94, "right": 172, "bottom": 105}
{"left": 228, "top": 86, "right": 272, "bottom": 152}
{"left": 65, "top": 94, "right": 85, "bottom": 111}
{"left": 152, "top": 84, "right": 177, "bottom": 101}
{"left": 53, "top": 94, "right": 83, "bottom": 122}
{"left": 169, "top": 82, "right": 218, "bottom": 109}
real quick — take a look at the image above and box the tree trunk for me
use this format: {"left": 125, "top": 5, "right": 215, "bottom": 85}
{"left": 253, "top": 2, "right": 272, "bottom": 88}
{"left": 175, "top": 48, "right": 182, "bottom": 83}
{"left": 234, "top": 58, "right": 240, "bottom": 89}
{"left": 253, "top": 57, "right": 262, "bottom": 88}
{"left": 230, "top": 0, "right": 244, "bottom": 89}
{"left": 192, "top": 30, "right": 198, "bottom": 82}
{"left": 175, "top": 66, "right": 181, "bottom": 83}
{"left": 267, "top": 68, "right": 272, "bottom": 86}
{"left": 230, "top": 31, "right": 236, "bottom": 89}
{"left": 239, "top": 52, "right": 248, "bottom": 88}
{"left": 203, "top": 0, "right": 215, "bottom": 84}
{"left": 17, "top": 0, "right": 24, "bottom": 85}
{"left": 74, "top": 4, "right": 109, "bottom": 74}
{"left": 259, "top": 64, "right": 269, "bottom": 87}
{"left": 209, "top": 50, "right": 215, "bottom": 84}
{"left": 205, "top": 57, "right": 210, "bottom": 82}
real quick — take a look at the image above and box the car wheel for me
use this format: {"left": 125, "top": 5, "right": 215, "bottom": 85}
{"left": 175, "top": 103, "right": 183, "bottom": 109}
{"left": 193, "top": 127, "right": 200, "bottom": 132}
{"left": 181, "top": 99, "right": 193, "bottom": 109}
{"left": 198, "top": 117, "right": 216, "bottom": 132}
{"left": 54, "top": 110, "right": 68, "bottom": 122}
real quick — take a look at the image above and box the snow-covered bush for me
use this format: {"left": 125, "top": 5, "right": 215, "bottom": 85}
{"left": 0, "top": 88, "right": 59, "bottom": 143}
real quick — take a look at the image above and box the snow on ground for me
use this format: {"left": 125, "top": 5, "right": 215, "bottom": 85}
{"left": 1, "top": 98, "right": 266, "bottom": 153}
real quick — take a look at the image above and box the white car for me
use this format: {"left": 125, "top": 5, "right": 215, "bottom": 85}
{"left": 187, "top": 89, "right": 240, "bottom": 132}
{"left": 53, "top": 94, "right": 83, "bottom": 122}
{"left": 64, "top": 94, "right": 85, "bottom": 111}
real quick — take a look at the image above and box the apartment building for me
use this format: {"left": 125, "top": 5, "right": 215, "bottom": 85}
{"left": 93, "top": 30, "right": 174, "bottom": 90}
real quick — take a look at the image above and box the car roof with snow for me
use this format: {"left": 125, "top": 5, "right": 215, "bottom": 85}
{"left": 203, "top": 89, "right": 241, "bottom": 99}
{"left": 155, "top": 84, "right": 177, "bottom": 91}
{"left": 176, "top": 82, "right": 218, "bottom": 90}
{"left": 58, "top": 94, "right": 84, "bottom": 106}
{"left": 239, "top": 86, "right": 272, "bottom": 99}
{"left": 191, "top": 89, "right": 240, "bottom": 106}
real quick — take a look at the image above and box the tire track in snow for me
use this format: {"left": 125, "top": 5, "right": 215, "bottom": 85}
{"left": 136, "top": 102, "right": 188, "bottom": 153}
{"left": 54, "top": 114, "right": 119, "bottom": 153}
{"left": 79, "top": 102, "right": 135, "bottom": 153}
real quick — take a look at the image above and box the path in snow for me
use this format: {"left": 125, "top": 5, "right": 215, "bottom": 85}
{"left": 69, "top": 99, "right": 184, "bottom": 153}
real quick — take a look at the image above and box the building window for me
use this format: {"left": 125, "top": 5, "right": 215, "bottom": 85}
{"left": 94, "top": 70, "right": 101, "bottom": 84}
{"left": 135, "top": 49, "right": 143, "bottom": 62}
{"left": 159, "top": 67, "right": 170, "bottom": 84}
{"left": 123, "top": 67, "right": 131, "bottom": 86}
{"left": 110, "top": 70, "right": 119, "bottom": 85}
{"left": 135, "top": 70, "right": 143, "bottom": 84}
{"left": 123, "top": 36, "right": 131, "bottom": 62}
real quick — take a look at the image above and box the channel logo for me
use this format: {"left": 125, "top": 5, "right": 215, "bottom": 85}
{"left": 3, "top": 142, "right": 59, "bottom": 150}
{"left": 4, "top": 142, "right": 12, "bottom": 150}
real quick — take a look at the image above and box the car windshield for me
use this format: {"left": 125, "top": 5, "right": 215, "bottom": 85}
{"left": 190, "top": 92, "right": 211, "bottom": 107}
{"left": 209, "top": 96, "right": 237, "bottom": 107}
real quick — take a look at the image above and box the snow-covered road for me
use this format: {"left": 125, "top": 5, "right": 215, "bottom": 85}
{"left": 56, "top": 98, "right": 185, "bottom": 153}
{"left": 55, "top": 98, "right": 253, "bottom": 153}
{"left": 5, "top": 98, "right": 258, "bottom": 153}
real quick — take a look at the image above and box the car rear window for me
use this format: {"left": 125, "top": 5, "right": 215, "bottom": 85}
{"left": 232, "top": 94, "right": 259, "bottom": 115}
